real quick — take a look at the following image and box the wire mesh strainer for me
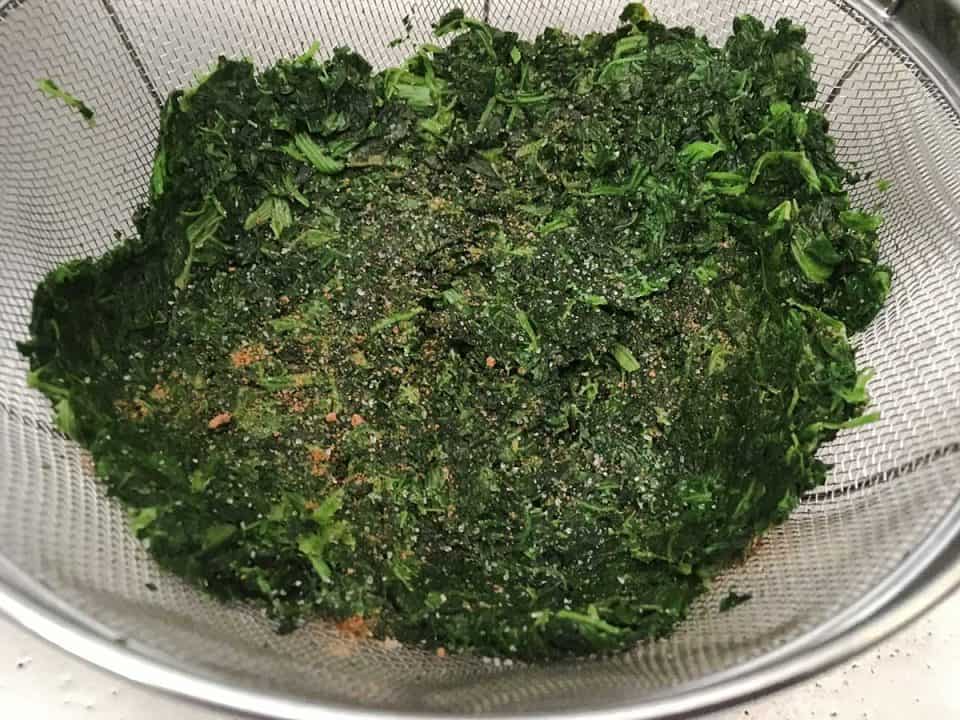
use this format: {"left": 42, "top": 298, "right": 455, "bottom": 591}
{"left": 1, "top": 0, "right": 959, "bottom": 717}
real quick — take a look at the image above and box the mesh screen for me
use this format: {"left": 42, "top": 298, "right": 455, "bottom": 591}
{"left": 1, "top": 0, "right": 959, "bottom": 714}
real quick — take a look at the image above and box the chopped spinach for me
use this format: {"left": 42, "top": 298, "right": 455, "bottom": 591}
{"left": 21, "top": 5, "right": 889, "bottom": 660}
{"left": 38, "top": 78, "right": 95, "bottom": 126}
{"left": 719, "top": 590, "right": 753, "bottom": 612}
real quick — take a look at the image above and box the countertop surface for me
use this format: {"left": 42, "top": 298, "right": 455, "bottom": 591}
{"left": 2, "top": 592, "right": 958, "bottom": 719}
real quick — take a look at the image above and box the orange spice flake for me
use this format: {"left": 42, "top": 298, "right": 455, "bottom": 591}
{"left": 207, "top": 412, "right": 232, "bottom": 430}
{"left": 308, "top": 446, "right": 332, "bottom": 476}
{"left": 336, "top": 614, "right": 373, "bottom": 640}
{"left": 278, "top": 390, "right": 309, "bottom": 414}
{"left": 229, "top": 343, "right": 267, "bottom": 369}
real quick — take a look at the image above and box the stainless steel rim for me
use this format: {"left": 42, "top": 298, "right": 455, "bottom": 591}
{"left": 2, "top": 1, "right": 959, "bottom": 717}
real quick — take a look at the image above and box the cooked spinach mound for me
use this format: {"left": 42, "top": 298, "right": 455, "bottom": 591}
{"left": 21, "top": 5, "right": 890, "bottom": 659}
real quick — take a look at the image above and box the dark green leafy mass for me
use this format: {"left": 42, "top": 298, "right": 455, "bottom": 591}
{"left": 22, "top": 5, "right": 890, "bottom": 659}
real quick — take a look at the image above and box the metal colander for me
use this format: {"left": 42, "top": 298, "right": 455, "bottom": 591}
{"left": 1, "top": 0, "right": 959, "bottom": 717}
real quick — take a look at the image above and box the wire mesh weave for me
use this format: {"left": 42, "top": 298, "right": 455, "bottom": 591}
{"left": 1, "top": 0, "right": 959, "bottom": 714}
